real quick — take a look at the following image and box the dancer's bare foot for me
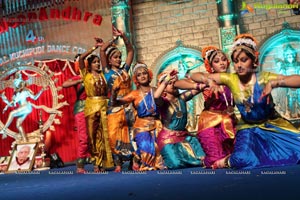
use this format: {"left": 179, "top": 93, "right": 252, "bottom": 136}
{"left": 212, "top": 158, "right": 225, "bottom": 169}
{"left": 76, "top": 167, "right": 87, "bottom": 174}
{"left": 94, "top": 166, "right": 105, "bottom": 173}
{"left": 199, "top": 156, "right": 205, "bottom": 167}
{"left": 114, "top": 165, "right": 121, "bottom": 172}
{"left": 211, "top": 155, "right": 230, "bottom": 169}
{"left": 132, "top": 161, "right": 140, "bottom": 171}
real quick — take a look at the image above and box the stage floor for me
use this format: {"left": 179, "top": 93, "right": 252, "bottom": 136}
{"left": 1, "top": 164, "right": 300, "bottom": 200}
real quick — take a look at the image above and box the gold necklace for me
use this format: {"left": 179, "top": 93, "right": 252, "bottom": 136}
{"left": 93, "top": 73, "right": 103, "bottom": 86}
{"left": 93, "top": 73, "right": 105, "bottom": 96}
{"left": 170, "top": 98, "right": 183, "bottom": 118}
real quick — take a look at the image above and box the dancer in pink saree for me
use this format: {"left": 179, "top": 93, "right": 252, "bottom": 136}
{"left": 195, "top": 46, "right": 236, "bottom": 168}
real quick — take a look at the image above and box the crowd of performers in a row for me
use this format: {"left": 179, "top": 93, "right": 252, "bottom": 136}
{"left": 63, "top": 27, "right": 300, "bottom": 173}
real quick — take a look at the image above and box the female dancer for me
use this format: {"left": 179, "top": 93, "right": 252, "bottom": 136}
{"left": 100, "top": 27, "right": 135, "bottom": 172}
{"left": 111, "top": 63, "right": 164, "bottom": 171}
{"left": 190, "top": 34, "right": 300, "bottom": 169}
{"left": 62, "top": 54, "right": 89, "bottom": 173}
{"left": 196, "top": 46, "right": 236, "bottom": 168}
{"left": 78, "top": 39, "right": 113, "bottom": 172}
{"left": 154, "top": 70, "right": 205, "bottom": 169}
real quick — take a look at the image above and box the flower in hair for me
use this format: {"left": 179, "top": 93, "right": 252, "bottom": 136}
{"left": 235, "top": 33, "right": 258, "bottom": 44}
{"left": 201, "top": 46, "right": 220, "bottom": 73}
{"left": 233, "top": 33, "right": 258, "bottom": 50}
{"left": 205, "top": 50, "right": 215, "bottom": 60}
{"left": 132, "top": 64, "right": 153, "bottom": 86}
{"left": 204, "top": 60, "right": 213, "bottom": 73}
{"left": 105, "top": 45, "right": 119, "bottom": 59}
{"left": 85, "top": 53, "right": 98, "bottom": 60}
{"left": 201, "top": 46, "right": 219, "bottom": 60}
{"left": 133, "top": 63, "right": 148, "bottom": 74}
{"left": 233, "top": 38, "right": 257, "bottom": 50}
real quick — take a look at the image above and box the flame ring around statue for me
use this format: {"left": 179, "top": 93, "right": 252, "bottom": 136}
{"left": 0, "top": 64, "right": 68, "bottom": 143}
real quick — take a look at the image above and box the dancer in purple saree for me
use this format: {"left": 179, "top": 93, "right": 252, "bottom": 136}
{"left": 189, "top": 46, "right": 236, "bottom": 168}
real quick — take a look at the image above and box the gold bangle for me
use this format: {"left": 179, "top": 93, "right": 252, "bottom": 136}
{"left": 224, "top": 156, "right": 231, "bottom": 168}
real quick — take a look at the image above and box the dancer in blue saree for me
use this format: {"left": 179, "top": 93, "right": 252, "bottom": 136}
{"left": 190, "top": 34, "right": 300, "bottom": 169}
{"left": 111, "top": 63, "right": 164, "bottom": 171}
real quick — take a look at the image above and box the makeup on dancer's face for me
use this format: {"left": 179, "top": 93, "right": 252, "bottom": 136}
{"left": 211, "top": 52, "right": 228, "bottom": 73}
{"left": 165, "top": 80, "right": 179, "bottom": 95}
{"left": 233, "top": 51, "right": 253, "bottom": 74}
{"left": 91, "top": 57, "right": 100, "bottom": 70}
{"left": 110, "top": 51, "right": 122, "bottom": 67}
{"left": 136, "top": 68, "right": 149, "bottom": 83}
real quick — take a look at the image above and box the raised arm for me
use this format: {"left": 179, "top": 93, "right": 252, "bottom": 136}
{"left": 111, "top": 26, "right": 134, "bottom": 67}
{"left": 100, "top": 27, "right": 134, "bottom": 70}
{"left": 154, "top": 72, "right": 177, "bottom": 98}
{"left": 100, "top": 38, "right": 116, "bottom": 70}
{"left": 79, "top": 39, "right": 103, "bottom": 70}
{"left": 120, "top": 31, "right": 134, "bottom": 67}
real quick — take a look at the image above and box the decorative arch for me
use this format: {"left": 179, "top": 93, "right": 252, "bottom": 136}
{"left": 259, "top": 22, "right": 300, "bottom": 123}
{"left": 151, "top": 40, "right": 205, "bottom": 133}
{"left": 152, "top": 40, "right": 204, "bottom": 84}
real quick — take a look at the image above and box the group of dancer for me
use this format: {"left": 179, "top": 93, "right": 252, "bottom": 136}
{"left": 63, "top": 27, "right": 300, "bottom": 173}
